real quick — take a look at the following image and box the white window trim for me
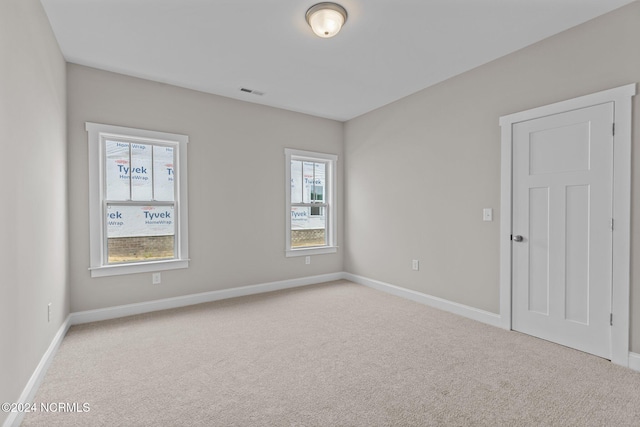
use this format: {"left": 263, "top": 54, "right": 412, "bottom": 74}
{"left": 86, "top": 122, "right": 190, "bottom": 277}
{"left": 285, "top": 148, "right": 338, "bottom": 257}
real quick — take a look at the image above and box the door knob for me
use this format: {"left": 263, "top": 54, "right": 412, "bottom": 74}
{"left": 512, "top": 235, "right": 524, "bottom": 242}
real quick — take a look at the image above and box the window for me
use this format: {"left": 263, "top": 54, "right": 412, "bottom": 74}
{"left": 86, "top": 123, "right": 189, "bottom": 277}
{"left": 285, "top": 148, "right": 337, "bottom": 257}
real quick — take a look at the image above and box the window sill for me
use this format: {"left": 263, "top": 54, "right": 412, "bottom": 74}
{"left": 286, "top": 246, "right": 338, "bottom": 257}
{"left": 89, "top": 259, "right": 189, "bottom": 278}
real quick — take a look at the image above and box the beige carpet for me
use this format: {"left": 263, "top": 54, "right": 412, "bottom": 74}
{"left": 21, "top": 280, "right": 640, "bottom": 426}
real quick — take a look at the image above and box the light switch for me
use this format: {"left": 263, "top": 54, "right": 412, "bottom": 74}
{"left": 483, "top": 208, "right": 493, "bottom": 222}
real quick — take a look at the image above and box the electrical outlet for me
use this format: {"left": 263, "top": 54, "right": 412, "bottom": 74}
{"left": 412, "top": 260, "right": 419, "bottom": 271}
{"left": 152, "top": 273, "right": 161, "bottom": 284}
{"left": 48, "top": 303, "right": 52, "bottom": 323}
{"left": 305, "top": 256, "right": 311, "bottom": 265}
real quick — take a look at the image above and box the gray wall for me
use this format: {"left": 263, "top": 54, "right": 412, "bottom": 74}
{"left": 0, "top": 0, "right": 69, "bottom": 424}
{"left": 344, "top": 2, "right": 640, "bottom": 351}
{"left": 67, "top": 64, "right": 344, "bottom": 312}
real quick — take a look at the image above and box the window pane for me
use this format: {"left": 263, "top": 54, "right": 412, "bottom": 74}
{"left": 311, "top": 162, "right": 325, "bottom": 202}
{"left": 302, "top": 162, "right": 313, "bottom": 203}
{"left": 310, "top": 206, "right": 324, "bottom": 216}
{"left": 153, "top": 145, "right": 175, "bottom": 201}
{"left": 291, "top": 160, "right": 303, "bottom": 204}
{"left": 131, "top": 143, "right": 153, "bottom": 201}
{"left": 291, "top": 206, "right": 326, "bottom": 248}
{"left": 106, "top": 204, "right": 175, "bottom": 263}
{"left": 312, "top": 184, "right": 324, "bottom": 202}
{"left": 105, "top": 140, "right": 130, "bottom": 200}
{"left": 301, "top": 161, "right": 326, "bottom": 203}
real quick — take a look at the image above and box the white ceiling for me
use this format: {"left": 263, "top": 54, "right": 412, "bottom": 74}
{"left": 40, "top": 0, "right": 635, "bottom": 122}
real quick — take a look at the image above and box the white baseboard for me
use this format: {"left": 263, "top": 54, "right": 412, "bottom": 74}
{"left": 71, "top": 272, "right": 344, "bottom": 325}
{"left": 629, "top": 352, "right": 640, "bottom": 372}
{"left": 3, "top": 316, "right": 71, "bottom": 427}
{"left": 3, "top": 273, "right": 343, "bottom": 427}
{"left": 7, "top": 272, "right": 636, "bottom": 427}
{"left": 344, "top": 273, "right": 503, "bottom": 328}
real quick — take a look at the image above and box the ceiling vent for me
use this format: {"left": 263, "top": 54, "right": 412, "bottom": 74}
{"left": 240, "top": 88, "right": 264, "bottom": 96}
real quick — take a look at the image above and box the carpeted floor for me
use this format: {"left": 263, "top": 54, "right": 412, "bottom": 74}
{"left": 21, "top": 280, "right": 640, "bottom": 426}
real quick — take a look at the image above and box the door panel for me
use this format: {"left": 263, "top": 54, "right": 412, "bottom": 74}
{"left": 512, "top": 102, "right": 613, "bottom": 359}
{"left": 565, "top": 184, "right": 589, "bottom": 325}
{"left": 528, "top": 187, "right": 549, "bottom": 315}
{"left": 529, "top": 122, "right": 590, "bottom": 175}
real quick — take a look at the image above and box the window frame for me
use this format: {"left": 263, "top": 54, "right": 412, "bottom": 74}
{"left": 285, "top": 148, "right": 337, "bottom": 257}
{"left": 86, "top": 122, "right": 189, "bottom": 277}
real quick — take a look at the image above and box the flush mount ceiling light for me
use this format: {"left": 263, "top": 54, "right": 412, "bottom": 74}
{"left": 305, "top": 2, "right": 348, "bottom": 38}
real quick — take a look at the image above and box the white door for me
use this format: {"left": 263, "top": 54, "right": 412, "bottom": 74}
{"left": 512, "top": 102, "right": 614, "bottom": 359}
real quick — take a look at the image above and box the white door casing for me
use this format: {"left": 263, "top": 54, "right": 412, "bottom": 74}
{"left": 511, "top": 103, "right": 613, "bottom": 359}
{"left": 499, "top": 84, "right": 636, "bottom": 366}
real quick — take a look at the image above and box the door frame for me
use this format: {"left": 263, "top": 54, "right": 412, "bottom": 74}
{"left": 498, "top": 84, "right": 636, "bottom": 367}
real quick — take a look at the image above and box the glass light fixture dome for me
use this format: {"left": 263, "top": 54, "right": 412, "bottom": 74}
{"left": 306, "top": 3, "right": 348, "bottom": 38}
